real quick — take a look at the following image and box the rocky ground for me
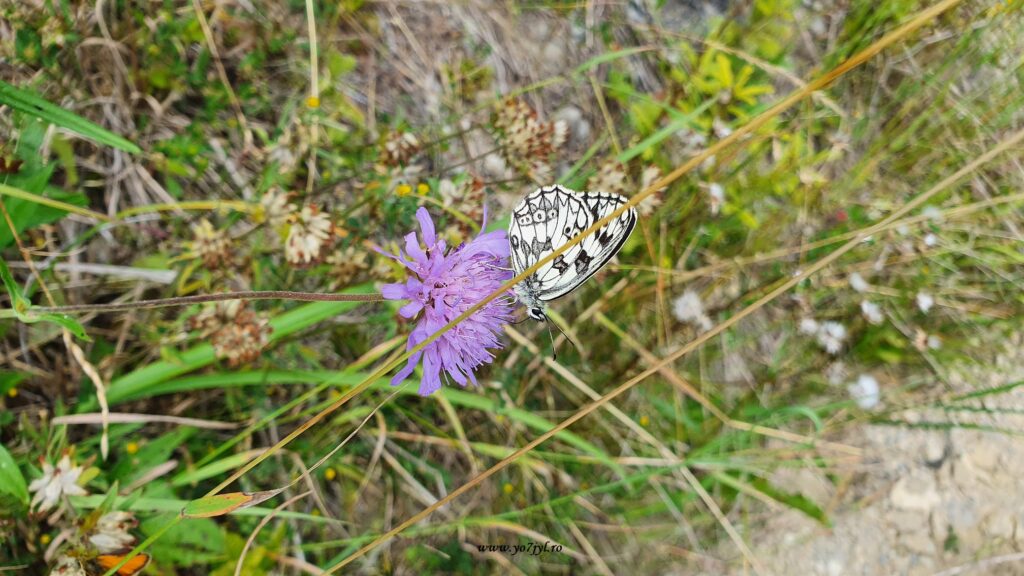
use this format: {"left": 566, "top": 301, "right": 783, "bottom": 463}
{"left": 730, "top": 333, "right": 1024, "bottom": 576}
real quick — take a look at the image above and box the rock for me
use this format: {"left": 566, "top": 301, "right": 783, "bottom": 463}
{"left": 889, "top": 510, "right": 930, "bottom": 534}
{"left": 890, "top": 472, "right": 941, "bottom": 511}
{"left": 554, "top": 106, "right": 590, "bottom": 144}
{"left": 482, "top": 153, "right": 507, "bottom": 179}
{"left": 968, "top": 442, "right": 1001, "bottom": 472}
{"left": 901, "top": 530, "right": 936, "bottom": 555}
{"left": 986, "top": 511, "right": 1015, "bottom": 540}
{"left": 923, "top": 435, "right": 948, "bottom": 468}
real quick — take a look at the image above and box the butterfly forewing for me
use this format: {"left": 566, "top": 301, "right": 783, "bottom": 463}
{"left": 509, "top": 185, "right": 636, "bottom": 302}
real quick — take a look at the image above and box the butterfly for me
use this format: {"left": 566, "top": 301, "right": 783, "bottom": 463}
{"left": 508, "top": 185, "right": 637, "bottom": 322}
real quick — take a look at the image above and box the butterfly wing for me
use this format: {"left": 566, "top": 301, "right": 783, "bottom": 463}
{"left": 509, "top": 185, "right": 636, "bottom": 302}
{"left": 94, "top": 554, "right": 151, "bottom": 576}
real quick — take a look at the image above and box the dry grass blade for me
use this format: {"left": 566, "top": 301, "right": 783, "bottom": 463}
{"left": 329, "top": 122, "right": 1024, "bottom": 571}
{"left": 234, "top": 491, "right": 314, "bottom": 576}
{"left": 209, "top": 0, "right": 965, "bottom": 511}
{"left": 321, "top": 8, "right": 1024, "bottom": 572}
{"left": 592, "top": 312, "right": 863, "bottom": 456}
{"left": 52, "top": 412, "right": 241, "bottom": 430}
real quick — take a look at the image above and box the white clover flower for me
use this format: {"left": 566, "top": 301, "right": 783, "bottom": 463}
{"left": 799, "top": 317, "right": 820, "bottom": 335}
{"left": 848, "top": 374, "right": 880, "bottom": 409}
{"left": 916, "top": 292, "right": 934, "bottom": 314}
{"left": 861, "top": 300, "right": 883, "bottom": 325}
{"left": 89, "top": 511, "right": 137, "bottom": 553}
{"left": 285, "top": 205, "right": 333, "bottom": 265}
{"left": 260, "top": 189, "right": 295, "bottom": 229}
{"left": 928, "top": 335, "right": 942, "bottom": 350}
{"left": 923, "top": 233, "right": 938, "bottom": 247}
{"left": 817, "top": 321, "right": 847, "bottom": 355}
{"left": 29, "top": 454, "right": 88, "bottom": 512}
{"left": 672, "top": 290, "right": 712, "bottom": 331}
{"left": 849, "top": 272, "right": 869, "bottom": 293}
{"left": 50, "top": 555, "right": 87, "bottom": 576}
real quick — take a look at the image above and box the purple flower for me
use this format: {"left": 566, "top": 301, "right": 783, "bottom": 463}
{"left": 380, "top": 207, "right": 514, "bottom": 396}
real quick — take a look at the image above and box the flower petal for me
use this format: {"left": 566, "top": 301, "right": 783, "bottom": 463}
{"left": 415, "top": 207, "right": 436, "bottom": 246}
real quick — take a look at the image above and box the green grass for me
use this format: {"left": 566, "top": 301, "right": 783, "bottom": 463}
{"left": 1, "top": 0, "right": 1023, "bottom": 574}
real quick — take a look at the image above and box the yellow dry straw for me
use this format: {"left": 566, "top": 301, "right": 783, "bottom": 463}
{"left": 102, "top": 0, "right": 975, "bottom": 573}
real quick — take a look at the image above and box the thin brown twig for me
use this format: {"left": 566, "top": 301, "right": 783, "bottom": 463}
{"left": 29, "top": 291, "right": 383, "bottom": 314}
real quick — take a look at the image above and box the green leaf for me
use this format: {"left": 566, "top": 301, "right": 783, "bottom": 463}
{"left": 0, "top": 80, "right": 141, "bottom": 153}
{"left": 180, "top": 489, "right": 283, "bottom": 519}
{"left": 0, "top": 444, "right": 29, "bottom": 511}
{"left": 0, "top": 259, "right": 90, "bottom": 341}
{"left": 35, "top": 313, "right": 90, "bottom": 341}
{"left": 0, "top": 258, "right": 31, "bottom": 318}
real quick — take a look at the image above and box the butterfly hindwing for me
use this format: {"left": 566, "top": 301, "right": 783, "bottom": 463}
{"left": 509, "top": 185, "right": 636, "bottom": 303}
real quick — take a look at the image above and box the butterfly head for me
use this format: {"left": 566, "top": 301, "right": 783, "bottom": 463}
{"left": 528, "top": 306, "right": 547, "bottom": 322}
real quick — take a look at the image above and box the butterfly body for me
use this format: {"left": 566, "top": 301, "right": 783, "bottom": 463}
{"left": 509, "top": 185, "right": 637, "bottom": 320}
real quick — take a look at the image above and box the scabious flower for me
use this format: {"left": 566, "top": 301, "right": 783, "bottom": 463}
{"left": 29, "top": 454, "right": 88, "bottom": 512}
{"left": 380, "top": 208, "right": 514, "bottom": 396}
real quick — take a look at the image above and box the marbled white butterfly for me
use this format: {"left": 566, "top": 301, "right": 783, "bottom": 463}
{"left": 509, "top": 185, "right": 637, "bottom": 321}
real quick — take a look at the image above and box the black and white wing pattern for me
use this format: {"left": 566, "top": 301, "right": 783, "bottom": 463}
{"left": 508, "top": 185, "right": 636, "bottom": 312}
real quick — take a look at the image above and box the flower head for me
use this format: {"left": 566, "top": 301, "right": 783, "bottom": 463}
{"left": 188, "top": 219, "right": 234, "bottom": 269}
{"left": 50, "top": 555, "right": 86, "bottom": 576}
{"left": 381, "top": 208, "right": 514, "bottom": 396}
{"left": 493, "top": 99, "right": 567, "bottom": 179}
{"left": 848, "top": 374, "right": 881, "bottom": 409}
{"left": 260, "top": 188, "right": 295, "bottom": 229}
{"left": 188, "top": 301, "right": 271, "bottom": 366}
{"left": 817, "top": 321, "right": 847, "bottom": 355}
{"left": 286, "top": 205, "right": 333, "bottom": 265}
{"left": 89, "top": 511, "right": 137, "bottom": 553}
{"left": 672, "top": 290, "right": 712, "bottom": 331}
{"left": 29, "top": 454, "right": 88, "bottom": 513}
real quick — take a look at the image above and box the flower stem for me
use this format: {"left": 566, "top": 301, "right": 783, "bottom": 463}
{"left": 29, "top": 291, "right": 383, "bottom": 314}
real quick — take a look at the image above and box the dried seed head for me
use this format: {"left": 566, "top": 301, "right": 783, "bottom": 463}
{"left": 379, "top": 131, "right": 421, "bottom": 168}
{"left": 188, "top": 220, "right": 235, "bottom": 269}
{"left": 326, "top": 246, "right": 370, "bottom": 289}
{"left": 494, "top": 100, "right": 567, "bottom": 177}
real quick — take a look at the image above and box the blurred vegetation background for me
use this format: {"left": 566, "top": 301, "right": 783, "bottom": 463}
{"left": 1, "top": 0, "right": 1023, "bottom": 574}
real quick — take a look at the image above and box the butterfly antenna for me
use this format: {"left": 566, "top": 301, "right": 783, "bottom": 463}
{"left": 544, "top": 318, "right": 558, "bottom": 361}
{"left": 544, "top": 316, "right": 578, "bottom": 360}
